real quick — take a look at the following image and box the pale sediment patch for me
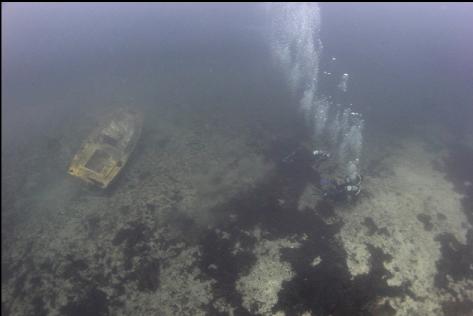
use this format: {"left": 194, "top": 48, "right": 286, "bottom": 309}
{"left": 337, "top": 138, "right": 472, "bottom": 315}
{"left": 236, "top": 227, "right": 300, "bottom": 315}
{"left": 297, "top": 183, "right": 320, "bottom": 211}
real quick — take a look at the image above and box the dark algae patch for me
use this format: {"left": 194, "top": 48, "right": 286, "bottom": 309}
{"left": 363, "top": 216, "right": 390, "bottom": 236}
{"left": 435, "top": 230, "right": 473, "bottom": 314}
{"left": 442, "top": 143, "right": 473, "bottom": 225}
{"left": 434, "top": 142, "right": 473, "bottom": 314}
{"left": 199, "top": 138, "right": 407, "bottom": 315}
{"left": 441, "top": 299, "right": 473, "bottom": 316}
{"left": 112, "top": 221, "right": 152, "bottom": 270}
{"left": 32, "top": 296, "right": 47, "bottom": 316}
{"left": 435, "top": 231, "right": 473, "bottom": 289}
{"left": 112, "top": 220, "right": 162, "bottom": 293}
{"left": 199, "top": 228, "right": 257, "bottom": 315}
{"left": 61, "top": 287, "right": 109, "bottom": 316}
{"left": 277, "top": 238, "right": 406, "bottom": 315}
{"left": 62, "top": 255, "right": 89, "bottom": 282}
{"left": 416, "top": 213, "right": 433, "bottom": 231}
{"left": 128, "top": 258, "right": 161, "bottom": 292}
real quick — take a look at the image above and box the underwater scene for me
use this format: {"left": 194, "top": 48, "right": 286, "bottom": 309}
{"left": 2, "top": 3, "right": 473, "bottom": 315}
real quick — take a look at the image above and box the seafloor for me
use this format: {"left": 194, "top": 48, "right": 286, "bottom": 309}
{"left": 2, "top": 69, "right": 473, "bottom": 316}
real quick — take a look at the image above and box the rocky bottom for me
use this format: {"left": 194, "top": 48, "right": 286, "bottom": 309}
{"left": 2, "top": 128, "right": 473, "bottom": 316}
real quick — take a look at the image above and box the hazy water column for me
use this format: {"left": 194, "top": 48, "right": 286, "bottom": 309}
{"left": 269, "top": 2, "right": 364, "bottom": 179}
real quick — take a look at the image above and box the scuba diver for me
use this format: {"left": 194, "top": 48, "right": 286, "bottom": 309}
{"left": 282, "top": 147, "right": 331, "bottom": 165}
{"left": 311, "top": 148, "right": 362, "bottom": 202}
{"left": 318, "top": 152, "right": 362, "bottom": 202}
{"left": 282, "top": 145, "right": 362, "bottom": 202}
{"left": 319, "top": 173, "right": 362, "bottom": 202}
{"left": 312, "top": 150, "right": 331, "bottom": 163}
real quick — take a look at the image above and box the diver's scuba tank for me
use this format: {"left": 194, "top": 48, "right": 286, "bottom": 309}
{"left": 344, "top": 174, "right": 362, "bottom": 197}
{"left": 313, "top": 150, "right": 331, "bottom": 162}
{"left": 321, "top": 174, "right": 362, "bottom": 201}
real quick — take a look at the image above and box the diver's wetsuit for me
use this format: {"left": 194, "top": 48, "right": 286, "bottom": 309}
{"left": 281, "top": 146, "right": 361, "bottom": 202}
{"left": 321, "top": 176, "right": 361, "bottom": 202}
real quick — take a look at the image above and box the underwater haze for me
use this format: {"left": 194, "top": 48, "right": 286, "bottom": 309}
{"left": 2, "top": 3, "right": 473, "bottom": 315}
